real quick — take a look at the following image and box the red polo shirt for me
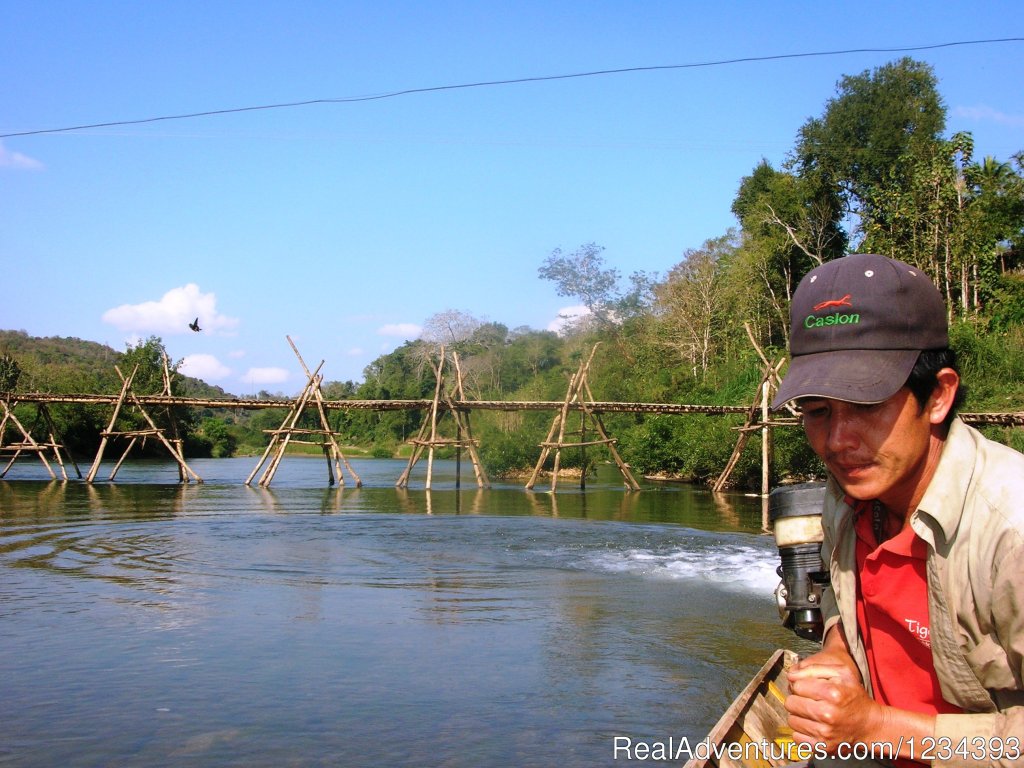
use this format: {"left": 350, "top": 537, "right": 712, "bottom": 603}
{"left": 853, "top": 502, "right": 961, "bottom": 764}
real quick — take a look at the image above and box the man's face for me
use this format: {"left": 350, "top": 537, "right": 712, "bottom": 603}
{"left": 799, "top": 387, "right": 934, "bottom": 511}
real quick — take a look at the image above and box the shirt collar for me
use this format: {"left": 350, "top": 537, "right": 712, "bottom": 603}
{"left": 911, "top": 418, "right": 975, "bottom": 547}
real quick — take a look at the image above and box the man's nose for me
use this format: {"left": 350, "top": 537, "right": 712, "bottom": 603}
{"left": 826, "top": 411, "right": 859, "bottom": 453}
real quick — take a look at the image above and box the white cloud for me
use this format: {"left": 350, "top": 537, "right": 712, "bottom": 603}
{"left": 0, "top": 140, "right": 43, "bottom": 171}
{"left": 228, "top": 349, "right": 246, "bottom": 359}
{"left": 547, "top": 305, "right": 591, "bottom": 335}
{"left": 102, "top": 283, "right": 240, "bottom": 335}
{"left": 953, "top": 105, "right": 1024, "bottom": 127}
{"left": 243, "top": 367, "right": 291, "bottom": 385}
{"left": 179, "top": 354, "right": 232, "bottom": 381}
{"left": 377, "top": 322, "right": 422, "bottom": 338}
{"left": 346, "top": 347, "right": 364, "bottom": 356}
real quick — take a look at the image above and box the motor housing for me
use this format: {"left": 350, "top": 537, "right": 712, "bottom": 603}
{"left": 769, "top": 482, "right": 829, "bottom": 642}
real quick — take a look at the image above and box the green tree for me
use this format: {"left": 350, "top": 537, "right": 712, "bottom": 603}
{"left": 354, "top": 340, "right": 435, "bottom": 446}
{"left": 501, "top": 329, "right": 561, "bottom": 389}
{"left": 963, "top": 153, "right": 1024, "bottom": 307}
{"left": 732, "top": 162, "right": 846, "bottom": 346}
{"left": 198, "top": 417, "right": 237, "bottom": 458}
{"left": 784, "top": 57, "right": 1023, "bottom": 317}
{"left": 793, "top": 57, "right": 947, "bottom": 242}
{"left": 120, "top": 336, "right": 180, "bottom": 395}
{"left": 652, "top": 233, "right": 739, "bottom": 377}
{"left": 0, "top": 354, "right": 21, "bottom": 392}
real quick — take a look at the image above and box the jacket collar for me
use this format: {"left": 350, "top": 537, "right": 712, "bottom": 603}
{"left": 912, "top": 418, "right": 976, "bottom": 549}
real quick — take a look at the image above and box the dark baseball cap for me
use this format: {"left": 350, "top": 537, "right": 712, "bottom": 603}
{"left": 772, "top": 253, "right": 948, "bottom": 410}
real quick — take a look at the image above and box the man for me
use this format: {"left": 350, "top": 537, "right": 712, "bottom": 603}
{"left": 770, "top": 253, "right": 1024, "bottom": 767}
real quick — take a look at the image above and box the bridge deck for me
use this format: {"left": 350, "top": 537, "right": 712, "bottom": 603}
{"left": 4, "top": 392, "right": 1023, "bottom": 425}
{"left": 6, "top": 393, "right": 749, "bottom": 414}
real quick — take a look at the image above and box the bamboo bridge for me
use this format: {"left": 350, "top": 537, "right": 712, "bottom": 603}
{"left": 3, "top": 339, "right": 1022, "bottom": 491}
{"left": 8, "top": 392, "right": 1020, "bottom": 422}
{"left": 4, "top": 392, "right": 753, "bottom": 415}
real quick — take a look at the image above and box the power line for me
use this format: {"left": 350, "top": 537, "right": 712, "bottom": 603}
{"left": 3, "top": 37, "right": 1022, "bottom": 140}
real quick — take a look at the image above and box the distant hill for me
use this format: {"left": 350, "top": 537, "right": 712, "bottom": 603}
{"left": 0, "top": 329, "right": 234, "bottom": 398}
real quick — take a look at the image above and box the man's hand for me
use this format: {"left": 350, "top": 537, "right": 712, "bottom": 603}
{"left": 783, "top": 624, "right": 935, "bottom": 759}
{"left": 785, "top": 654, "right": 884, "bottom": 750}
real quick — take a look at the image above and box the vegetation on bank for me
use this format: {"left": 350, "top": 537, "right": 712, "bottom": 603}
{"left": 3, "top": 58, "right": 1023, "bottom": 488}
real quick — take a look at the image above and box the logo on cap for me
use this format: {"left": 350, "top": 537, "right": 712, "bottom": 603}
{"left": 812, "top": 294, "right": 852, "bottom": 311}
{"left": 805, "top": 293, "right": 860, "bottom": 329}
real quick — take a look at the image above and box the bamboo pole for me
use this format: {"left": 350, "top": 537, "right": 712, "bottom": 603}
{"left": 528, "top": 345, "right": 619, "bottom": 492}
{"left": 46, "top": 431, "right": 69, "bottom": 481}
{"left": 454, "top": 406, "right": 488, "bottom": 488}
{"left": 259, "top": 364, "right": 323, "bottom": 486}
{"left": 1, "top": 452, "right": 19, "bottom": 477}
{"left": 160, "top": 354, "right": 185, "bottom": 482}
{"left": 526, "top": 366, "right": 578, "bottom": 491}
{"left": 124, "top": 391, "right": 202, "bottom": 483}
{"left": 40, "top": 403, "right": 81, "bottom": 479}
{"left": 261, "top": 371, "right": 320, "bottom": 485}
{"left": 0, "top": 400, "right": 57, "bottom": 479}
{"left": 21, "top": 404, "right": 70, "bottom": 479}
{"left": 247, "top": 359, "right": 323, "bottom": 486}
{"left": 396, "top": 419, "right": 430, "bottom": 488}
{"left": 580, "top": 378, "right": 640, "bottom": 491}
{"left": 761, "top": 379, "right": 772, "bottom": 499}
{"left": 527, "top": 354, "right": 584, "bottom": 490}
{"left": 449, "top": 352, "right": 488, "bottom": 489}
{"left": 322, "top": 443, "right": 335, "bottom": 485}
{"left": 245, "top": 425, "right": 283, "bottom": 485}
{"left": 540, "top": 438, "right": 617, "bottom": 448}
{"left": 108, "top": 363, "right": 202, "bottom": 484}
{"left": 711, "top": 359, "right": 783, "bottom": 493}
{"left": 580, "top": 409, "right": 587, "bottom": 490}
{"left": 549, "top": 373, "right": 574, "bottom": 493}
{"left": 87, "top": 366, "right": 136, "bottom": 483}
{"left": 451, "top": 354, "right": 463, "bottom": 490}
{"left": 424, "top": 349, "right": 445, "bottom": 491}
{"left": 286, "top": 336, "right": 362, "bottom": 487}
{"left": 394, "top": 349, "right": 489, "bottom": 490}
{"left": 109, "top": 437, "right": 139, "bottom": 481}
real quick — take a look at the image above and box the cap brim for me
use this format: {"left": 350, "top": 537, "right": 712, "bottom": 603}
{"left": 771, "top": 349, "right": 919, "bottom": 410}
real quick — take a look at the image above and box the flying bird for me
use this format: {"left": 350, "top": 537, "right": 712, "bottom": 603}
{"left": 189, "top": 317, "right": 201, "bottom": 332}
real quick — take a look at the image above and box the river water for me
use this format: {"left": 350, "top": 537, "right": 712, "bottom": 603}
{"left": 0, "top": 457, "right": 813, "bottom": 767}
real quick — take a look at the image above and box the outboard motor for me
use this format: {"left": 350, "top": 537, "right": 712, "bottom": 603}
{"left": 769, "top": 482, "right": 829, "bottom": 642}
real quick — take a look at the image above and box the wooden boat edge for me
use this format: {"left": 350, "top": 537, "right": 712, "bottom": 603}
{"left": 682, "top": 648, "right": 800, "bottom": 768}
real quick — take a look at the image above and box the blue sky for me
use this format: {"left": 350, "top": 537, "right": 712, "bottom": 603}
{"left": 3, "top": 2, "right": 1022, "bottom": 394}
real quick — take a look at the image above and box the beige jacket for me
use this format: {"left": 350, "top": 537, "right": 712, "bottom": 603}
{"left": 819, "top": 419, "right": 1024, "bottom": 768}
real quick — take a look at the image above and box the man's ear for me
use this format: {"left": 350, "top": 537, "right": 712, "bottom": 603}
{"left": 927, "top": 368, "right": 960, "bottom": 426}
